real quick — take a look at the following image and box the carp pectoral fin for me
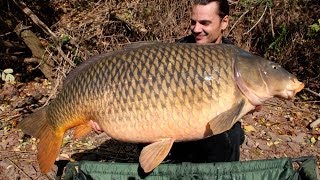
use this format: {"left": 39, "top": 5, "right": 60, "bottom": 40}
{"left": 73, "top": 123, "right": 92, "bottom": 139}
{"left": 209, "top": 100, "right": 245, "bottom": 135}
{"left": 139, "top": 138, "right": 174, "bottom": 173}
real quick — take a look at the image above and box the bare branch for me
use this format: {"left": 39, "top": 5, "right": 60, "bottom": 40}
{"left": 304, "top": 88, "right": 320, "bottom": 97}
{"left": 0, "top": 32, "right": 14, "bottom": 37}
{"left": 113, "top": 12, "right": 148, "bottom": 33}
{"left": 14, "top": 23, "right": 55, "bottom": 80}
{"left": 269, "top": 7, "right": 275, "bottom": 37}
{"left": 6, "top": 158, "right": 32, "bottom": 180}
{"left": 24, "top": 57, "right": 40, "bottom": 63}
{"left": 244, "top": 4, "right": 268, "bottom": 35}
{"left": 12, "top": 0, "right": 75, "bottom": 67}
{"left": 310, "top": 118, "right": 320, "bottom": 129}
{"left": 227, "top": 10, "right": 249, "bottom": 37}
{"left": 11, "top": 0, "right": 58, "bottom": 41}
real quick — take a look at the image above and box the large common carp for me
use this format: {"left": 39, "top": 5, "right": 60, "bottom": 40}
{"left": 18, "top": 43, "right": 304, "bottom": 173}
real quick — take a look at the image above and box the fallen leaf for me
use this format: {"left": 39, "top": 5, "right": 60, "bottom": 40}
{"left": 246, "top": 138, "right": 255, "bottom": 147}
{"left": 0, "top": 140, "right": 8, "bottom": 150}
{"left": 287, "top": 142, "right": 301, "bottom": 153}
{"left": 0, "top": 105, "right": 6, "bottom": 112}
{"left": 291, "top": 133, "right": 306, "bottom": 144}
{"left": 244, "top": 125, "right": 256, "bottom": 133}
{"left": 258, "top": 144, "right": 271, "bottom": 151}
{"left": 273, "top": 141, "right": 281, "bottom": 145}
{"left": 310, "top": 136, "right": 317, "bottom": 144}
{"left": 59, "top": 153, "right": 70, "bottom": 159}
{"left": 310, "top": 118, "right": 320, "bottom": 128}
{"left": 267, "top": 141, "right": 273, "bottom": 146}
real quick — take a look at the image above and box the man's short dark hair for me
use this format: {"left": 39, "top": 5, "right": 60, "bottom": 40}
{"left": 192, "top": 0, "right": 229, "bottom": 18}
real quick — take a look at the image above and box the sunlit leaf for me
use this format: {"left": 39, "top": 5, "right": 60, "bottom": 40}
{"left": 267, "top": 141, "right": 273, "bottom": 146}
{"left": 244, "top": 125, "right": 256, "bottom": 133}
{"left": 310, "top": 137, "right": 317, "bottom": 144}
{"left": 273, "top": 141, "right": 280, "bottom": 145}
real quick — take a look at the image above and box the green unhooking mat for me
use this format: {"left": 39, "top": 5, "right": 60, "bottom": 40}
{"left": 63, "top": 156, "right": 319, "bottom": 180}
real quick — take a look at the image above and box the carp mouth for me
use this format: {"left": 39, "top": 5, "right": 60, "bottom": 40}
{"left": 277, "top": 80, "right": 305, "bottom": 99}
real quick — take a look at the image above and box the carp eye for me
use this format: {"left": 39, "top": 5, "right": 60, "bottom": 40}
{"left": 272, "top": 65, "right": 278, "bottom": 69}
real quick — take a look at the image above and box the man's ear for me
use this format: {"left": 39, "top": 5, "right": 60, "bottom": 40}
{"left": 221, "top": 15, "right": 229, "bottom": 31}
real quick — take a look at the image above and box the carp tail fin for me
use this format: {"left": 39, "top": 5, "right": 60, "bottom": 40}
{"left": 18, "top": 107, "right": 47, "bottom": 138}
{"left": 37, "top": 124, "right": 63, "bottom": 173}
{"left": 18, "top": 108, "right": 63, "bottom": 173}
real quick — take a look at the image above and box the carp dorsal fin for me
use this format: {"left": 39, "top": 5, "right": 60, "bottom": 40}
{"left": 209, "top": 100, "right": 245, "bottom": 135}
{"left": 64, "top": 41, "right": 160, "bottom": 87}
{"left": 139, "top": 138, "right": 174, "bottom": 173}
{"left": 63, "top": 51, "right": 119, "bottom": 87}
{"left": 124, "top": 41, "right": 160, "bottom": 50}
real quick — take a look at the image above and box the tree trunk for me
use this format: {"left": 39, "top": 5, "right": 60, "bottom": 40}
{"left": 14, "top": 23, "right": 54, "bottom": 81}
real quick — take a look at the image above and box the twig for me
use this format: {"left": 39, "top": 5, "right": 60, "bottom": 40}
{"left": 227, "top": 10, "right": 249, "bottom": 37}
{"left": 12, "top": 0, "right": 75, "bottom": 67}
{"left": 0, "top": 114, "right": 21, "bottom": 129}
{"left": 24, "top": 57, "right": 40, "bottom": 63}
{"left": 304, "top": 88, "right": 320, "bottom": 97}
{"left": 12, "top": 0, "right": 57, "bottom": 41}
{"left": 113, "top": 12, "right": 147, "bottom": 33}
{"left": 41, "top": 73, "right": 63, "bottom": 107}
{"left": 0, "top": 150, "right": 35, "bottom": 153}
{"left": 269, "top": 6, "right": 275, "bottom": 37}
{"left": 244, "top": 4, "right": 268, "bottom": 35}
{"left": 227, "top": 0, "right": 240, "bottom": 4}
{"left": 2, "top": 156, "right": 37, "bottom": 162}
{"left": 294, "top": 101, "right": 320, "bottom": 104}
{"left": 6, "top": 158, "right": 32, "bottom": 180}
{"left": 2, "top": 114, "right": 21, "bottom": 122}
{"left": 0, "top": 31, "right": 14, "bottom": 37}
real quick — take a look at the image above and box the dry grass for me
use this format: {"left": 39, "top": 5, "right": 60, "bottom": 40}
{"left": 228, "top": 0, "right": 319, "bottom": 94}
{"left": 51, "top": 0, "right": 191, "bottom": 58}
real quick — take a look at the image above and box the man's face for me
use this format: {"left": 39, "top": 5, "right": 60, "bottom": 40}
{"left": 190, "top": 2, "right": 229, "bottom": 44}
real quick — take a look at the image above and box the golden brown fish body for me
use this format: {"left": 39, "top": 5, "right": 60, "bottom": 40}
{"left": 18, "top": 43, "right": 304, "bottom": 173}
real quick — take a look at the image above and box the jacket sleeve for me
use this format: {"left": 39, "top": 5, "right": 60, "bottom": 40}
{"left": 177, "top": 35, "right": 234, "bottom": 44}
{"left": 176, "top": 35, "right": 196, "bottom": 43}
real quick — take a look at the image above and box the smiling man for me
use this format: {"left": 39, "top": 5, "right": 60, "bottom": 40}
{"left": 179, "top": 0, "right": 231, "bottom": 44}
{"left": 171, "top": 0, "right": 245, "bottom": 163}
